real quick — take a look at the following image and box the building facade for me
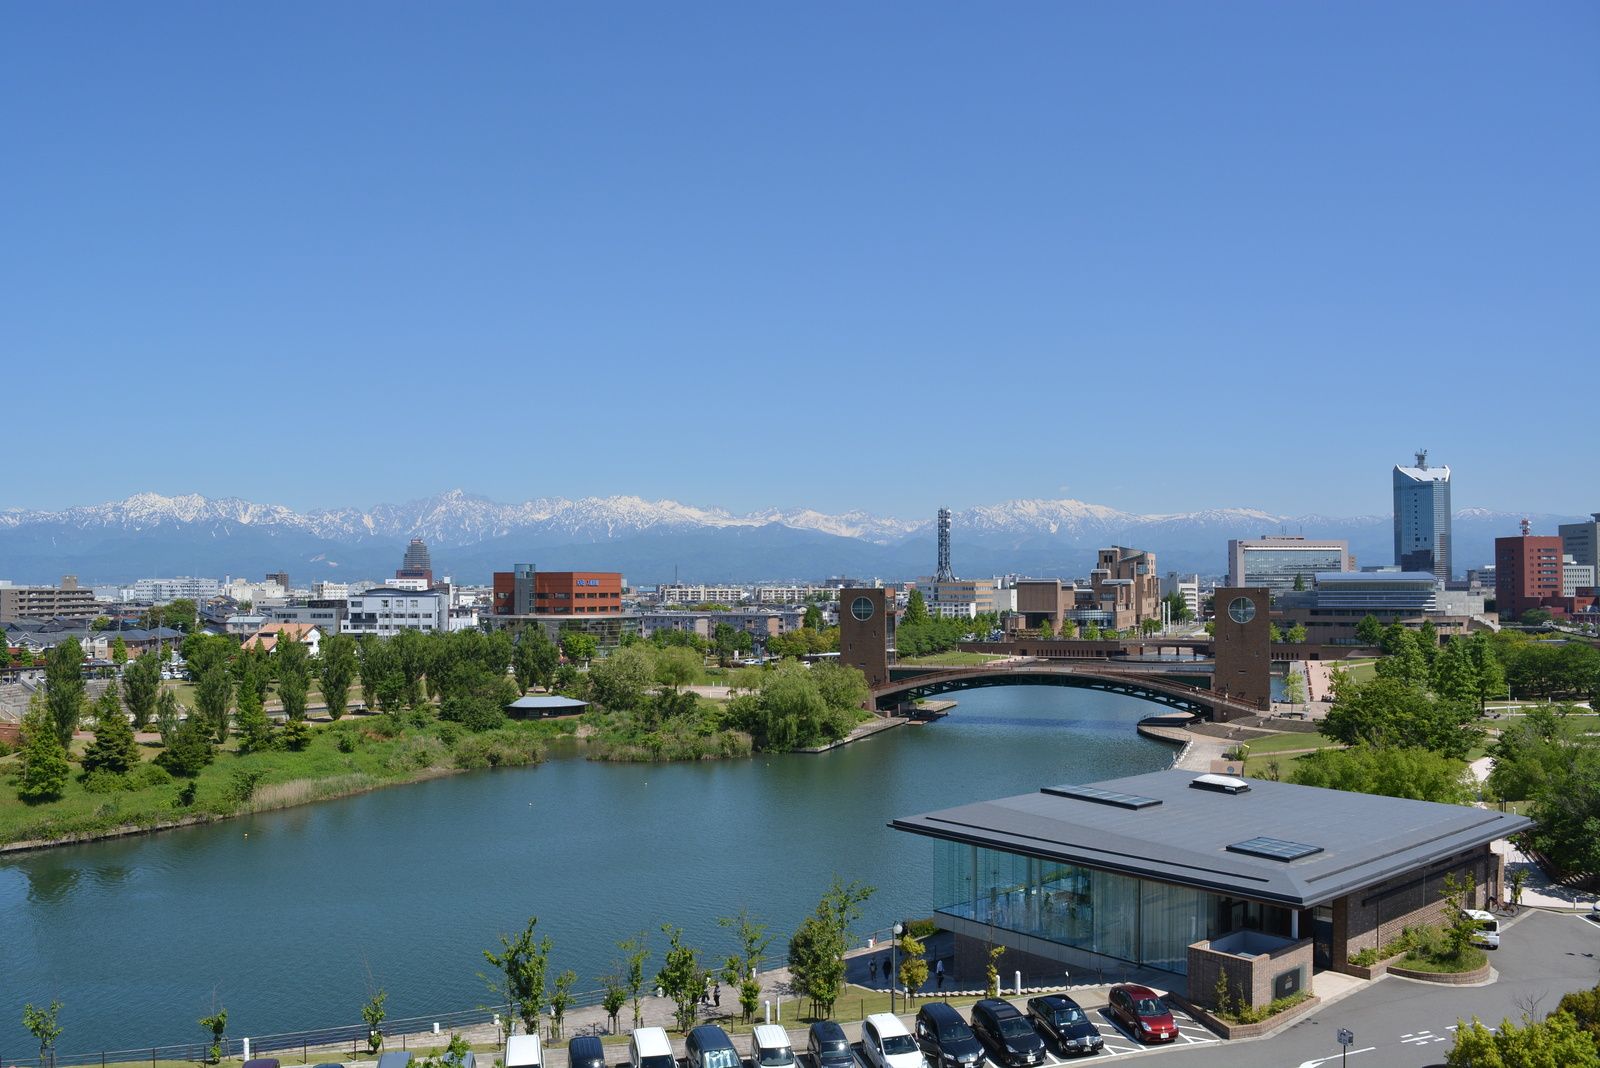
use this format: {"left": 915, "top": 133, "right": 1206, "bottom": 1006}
{"left": 396, "top": 538, "right": 435, "bottom": 586}
{"left": 1560, "top": 514, "right": 1600, "bottom": 582}
{"left": 1496, "top": 534, "right": 1564, "bottom": 620}
{"left": 0, "top": 578, "right": 100, "bottom": 623}
{"left": 921, "top": 578, "right": 998, "bottom": 618}
{"left": 1226, "top": 537, "right": 1350, "bottom": 596}
{"left": 340, "top": 588, "right": 448, "bottom": 636}
{"left": 1160, "top": 572, "right": 1201, "bottom": 619}
{"left": 753, "top": 585, "right": 834, "bottom": 605}
{"left": 491, "top": 569, "right": 624, "bottom": 616}
{"left": 128, "top": 576, "right": 222, "bottom": 604}
{"left": 656, "top": 584, "right": 746, "bottom": 605}
{"left": 838, "top": 587, "right": 896, "bottom": 689}
{"left": 638, "top": 608, "right": 804, "bottom": 642}
{"left": 1089, "top": 547, "right": 1160, "bottom": 629}
{"left": 1393, "top": 452, "right": 1452, "bottom": 580}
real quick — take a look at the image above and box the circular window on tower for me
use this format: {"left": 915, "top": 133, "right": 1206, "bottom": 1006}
{"left": 850, "top": 596, "right": 876, "bottom": 622}
{"left": 1227, "top": 596, "right": 1257, "bottom": 625}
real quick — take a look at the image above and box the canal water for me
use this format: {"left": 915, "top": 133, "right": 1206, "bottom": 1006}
{"left": 0, "top": 686, "right": 1176, "bottom": 1055}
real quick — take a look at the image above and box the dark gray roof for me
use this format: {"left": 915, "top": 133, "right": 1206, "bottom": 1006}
{"left": 892, "top": 769, "right": 1530, "bottom": 908}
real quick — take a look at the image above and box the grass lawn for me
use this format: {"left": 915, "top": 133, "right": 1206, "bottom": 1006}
{"left": 897, "top": 652, "right": 1009, "bottom": 666}
{"left": 1243, "top": 751, "right": 1318, "bottom": 778}
{"left": 0, "top": 716, "right": 569, "bottom": 848}
{"left": 1334, "top": 659, "right": 1378, "bottom": 683}
{"left": 1230, "top": 733, "right": 1342, "bottom": 757}
{"left": 1397, "top": 946, "right": 1487, "bottom": 974}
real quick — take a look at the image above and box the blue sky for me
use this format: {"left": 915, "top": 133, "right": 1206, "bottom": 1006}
{"left": 4, "top": 2, "right": 1596, "bottom": 519}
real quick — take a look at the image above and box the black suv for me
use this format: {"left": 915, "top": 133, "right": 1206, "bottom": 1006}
{"left": 915, "top": 1003, "right": 986, "bottom": 1068}
{"left": 806, "top": 1021, "right": 854, "bottom": 1068}
{"left": 969, "top": 999, "right": 1045, "bottom": 1068}
{"left": 1025, "top": 995, "right": 1103, "bottom": 1057}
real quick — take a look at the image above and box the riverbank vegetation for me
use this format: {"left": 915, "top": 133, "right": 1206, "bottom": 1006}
{"left": 0, "top": 630, "right": 573, "bottom": 848}
{"left": 578, "top": 643, "right": 870, "bottom": 759}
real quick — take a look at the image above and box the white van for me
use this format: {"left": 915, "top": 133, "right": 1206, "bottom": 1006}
{"left": 861, "top": 1014, "right": 924, "bottom": 1068}
{"left": 750, "top": 1026, "right": 796, "bottom": 1068}
{"left": 1463, "top": 909, "right": 1501, "bottom": 949}
{"left": 506, "top": 1034, "right": 544, "bottom": 1068}
{"left": 630, "top": 1027, "right": 676, "bottom": 1068}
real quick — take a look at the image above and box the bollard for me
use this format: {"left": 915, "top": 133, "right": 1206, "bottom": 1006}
{"left": 434, "top": 1024, "right": 441, "bottom": 1035}
{"left": 1014, "top": 971, "right": 1021, "bottom": 995}
{"left": 776, "top": 999, "right": 781, "bottom": 1024}
{"left": 244, "top": 1039, "right": 252, "bottom": 1061}
{"left": 764, "top": 1001, "right": 771, "bottom": 1025}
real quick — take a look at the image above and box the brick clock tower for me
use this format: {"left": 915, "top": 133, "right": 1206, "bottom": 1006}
{"left": 838, "top": 587, "right": 896, "bottom": 690}
{"left": 1211, "top": 586, "right": 1272, "bottom": 718}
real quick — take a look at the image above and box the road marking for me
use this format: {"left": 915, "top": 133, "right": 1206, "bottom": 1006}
{"left": 1399, "top": 1030, "right": 1446, "bottom": 1045}
{"left": 1295, "top": 1049, "right": 1376, "bottom": 1068}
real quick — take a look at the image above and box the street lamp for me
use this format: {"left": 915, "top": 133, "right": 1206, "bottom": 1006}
{"left": 891, "top": 922, "right": 904, "bottom": 1014}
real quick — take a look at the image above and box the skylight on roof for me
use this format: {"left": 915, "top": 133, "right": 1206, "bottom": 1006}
{"left": 1043, "top": 784, "right": 1162, "bottom": 810}
{"left": 1227, "top": 836, "right": 1323, "bottom": 862}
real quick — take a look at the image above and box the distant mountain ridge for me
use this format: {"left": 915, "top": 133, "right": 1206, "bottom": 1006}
{"left": 0, "top": 490, "right": 1585, "bottom": 585}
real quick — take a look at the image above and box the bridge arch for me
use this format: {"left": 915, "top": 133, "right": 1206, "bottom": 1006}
{"left": 873, "top": 663, "right": 1260, "bottom": 722}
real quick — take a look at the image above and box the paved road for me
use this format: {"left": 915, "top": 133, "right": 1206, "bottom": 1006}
{"left": 1164, "top": 908, "right": 1600, "bottom": 1068}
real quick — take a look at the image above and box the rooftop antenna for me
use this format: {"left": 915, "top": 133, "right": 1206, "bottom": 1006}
{"left": 1520, "top": 517, "right": 1531, "bottom": 537}
{"left": 934, "top": 508, "right": 955, "bottom": 582}
{"left": 1415, "top": 449, "right": 1428, "bottom": 469}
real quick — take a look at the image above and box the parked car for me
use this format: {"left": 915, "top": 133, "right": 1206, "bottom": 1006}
{"left": 686, "top": 1026, "right": 741, "bottom": 1068}
{"left": 969, "top": 1000, "right": 1044, "bottom": 1067}
{"left": 751, "top": 1025, "right": 797, "bottom": 1068}
{"left": 806, "top": 1021, "right": 854, "bottom": 1068}
{"left": 1464, "top": 908, "right": 1501, "bottom": 949}
{"left": 570, "top": 1036, "right": 609, "bottom": 1068}
{"left": 629, "top": 1028, "right": 675, "bottom": 1068}
{"left": 243, "top": 1059, "right": 280, "bottom": 1068}
{"left": 861, "top": 1013, "right": 925, "bottom": 1068}
{"left": 914, "top": 1003, "right": 985, "bottom": 1068}
{"left": 1025, "top": 995, "right": 1102, "bottom": 1057}
{"left": 506, "top": 1035, "right": 544, "bottom": 1068}
{"left": 1105, "top": 986, "right": 1176, "bottom": 1044}
{"left": 311, "top": 1062, "right": 346, "bottom": 1068}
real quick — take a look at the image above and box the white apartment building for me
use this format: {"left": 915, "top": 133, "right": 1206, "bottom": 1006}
{"left": 753, "top": 586, "right": 835, "bottom": 604}
{"left": 1160, "top": 572, "right": 1202, "bottom": 618}
{"left": 657, "top": 584, "right": 747, "bottom": 605}
{"left": 311, "top": 581, "right": 351, "bottom": 600}
{"left": 223, "top": 579, "right": 286, "bottom": 605}
{"left": 1564, "top": 556, "right": 1597, "bottom": 598}
{"left": 129, "top": 577, "right": 223, "bottom": 603}
{"left": 341, "top": 588, "right": 448, "bottom": 636}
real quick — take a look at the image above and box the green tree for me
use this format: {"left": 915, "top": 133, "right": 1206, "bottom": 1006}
{"left": 1467, "top": 632, "right": 1507, "bottom": 711}
{"left": 482, "top": 916, "right": 551, "bottom": 1038}
{"left": 1285, "top": 623, "right": 1307, "bottom": 644}
{"left": 276, "top": 635, "right": 311, "bottom": 721}
{"left": 164, "top": 598, "right": 198, "bottom": 633}
{"left": 1290, "top": 745, "right": 1472, "bottom": 803}
{"left": 1556, "top": 982, "right": 1600, "bottom": 1044}
{"left": 903, "top": 589, "right": 930, "bottom": 627}
{"left": 803, "top": 605, "right": 824, "bottom": 631}
{"left": 1354, "top": 614, "right": 1384, "bottom": 645}
{"left": 319, "top": 632, "right": 358, "bottom": 720}
{"left": 234, "top": 674, "right": 276, "bottom": 754}
{"left": 588, "top": 645, "right": 655, "bottom": 712}
{"left": 1321, "top": 675, "right": 1481, "bottom": 759}
{"left": 656, "top": 924, "right": 705, "bottom": 1033}
{"left": 1083, "top": 623, "right": 1101, "bottom": 641}
{"left": 601, "top": 974, "right": 628, "bottom": 1034}
{"left": 198, "top": 1008, "right": 227, "bottom": 1064}
{"left": 195, "top": 659, "right": 234, "bottom": 743}
{"left": 618, "top": 932, "right": 651, "bottom": 1027}
{"left": 44, "top": 637, "right": 86, "bottom": 747}
{"left": 22, "top": 1000, "right": 64, "bottom": 1067}
{"left": 122, "top": 651, "right": 162, "bottom": 730}
{"left": 111, "top": 635, "right": 129, "bottom": 667}
{"left": 1292, "top": 573, "right": 1306, "bottom": 592}
{"left": 513, "top": 628, "right": 561, "bottom": 694}
{"left": 389, "top": 629, "right": 430, "bottom": 708}
{"left": 1268, "top": 623, "right": 1283, "bottom": 643}
{"left": 156, "top": 711, "right": 217, "bottom": 777}
{"left": 81, "top": 684, "right": 139, "bottom": 775}
{"left": 897, "top": 930, "right": 928, "bottom": 1001}
{"left": 549, "top": 969, "right": 577, "bottom": 1040}
{"left": 362, "top": 990, "right": 387, "bottom": 1055}
{"left": 1417, "top": 619, "right": 1440, "bottom": 660}
{"left": 719, "top": 908, "right": 773, "bottom": 1024}
{"left": 17, "top": 698, "right": 71, "bottom": 802}
{"left": 561, "top": 630, "right": 598, "bottom": 666}
{"left": 1282, "top": 672, "right": 1307, "bottom": 705}
{"left": 1374, "top": 630, "right": 1427, "bottom": 687}
{"left": 1162, "top": 592, "right": 1192, "bottom": 623}
{"left": 985, "top": 943, "right": 1006, "bottom": 998}
{"left": 1528, "top": 755, "right": 1600, "bottom": 875}
{"left": 787, "top": 877, "right": 875, "bottom": 1018}
{"left": 154, "top": 690, "right": 182, "bottom": 746}
{"left": 1447, "top": 1012, "right": 1600, "bottom": 1067}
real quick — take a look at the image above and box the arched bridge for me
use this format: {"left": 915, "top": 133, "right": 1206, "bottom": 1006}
{"left": 874, "top": 660, "right": 1266, "bottom": 722}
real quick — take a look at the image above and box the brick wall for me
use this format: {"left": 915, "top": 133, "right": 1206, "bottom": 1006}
{"left": 1332, "top": 845, "right": 1497, "bottom": 972}
{"left": 1188, "top": 934, "right": 1313, "bottom": 1011}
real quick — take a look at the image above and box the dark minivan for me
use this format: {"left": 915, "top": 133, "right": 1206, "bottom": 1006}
{"left": 915, "top": 1003, "right": 986, "bottom": 1068}
{"left": 969, "top": 999, "right": 1045, "bottom": 1068}
{"left": 1025, "top": 995, "right": 1102, "bottom": 1057}
{"left": 569, "top": 1036, "right": 608, "bottom": 1068}
{"left": 807, "top": 1021, "right": 854, "bottom": 1068}
{"left": 686, "top": 1026, "right": 741, "bottom": 1068}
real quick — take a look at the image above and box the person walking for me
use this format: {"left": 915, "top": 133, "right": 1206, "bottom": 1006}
{"left": 713, "top": 983, "right": 721, "bottom": 1009}
{"left": 869, "top": 957, "right": 878, "bottom": 984}
{"left": 935, "top": 959, "right": 945, "bottom": 991}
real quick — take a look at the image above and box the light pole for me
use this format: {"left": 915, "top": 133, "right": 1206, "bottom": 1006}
{"left": 891, "top": 922, "right": 903, "bottom": 1015}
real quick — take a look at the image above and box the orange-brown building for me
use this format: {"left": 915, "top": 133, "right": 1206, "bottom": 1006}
{"left": 492, "top": 567, "right": 623, "bottom": 616}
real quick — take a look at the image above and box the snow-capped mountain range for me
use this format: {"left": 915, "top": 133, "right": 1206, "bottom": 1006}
{"left": 0, "top": 490, "right": 1585, "bottom": 585}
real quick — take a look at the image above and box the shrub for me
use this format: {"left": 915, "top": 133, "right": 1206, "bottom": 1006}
{"left": 128, "top": 763, "right": 173, "bottom": 790}
{"left": 335, "top": 730, "right": 359, "bottom": 753}
{"left": 281, "top": 720, "right": 312, "bottom": 752}
{"left": 369, "top": 714, "right": 406, "bottom": 739}
{"left": 175, "top": 781, "right": 198, "bottom": 807}
{"left": 452, "top": 729, "right": 545, "bottom": 770}
{"left": 81, "top": 769, "right": 131, "bottom": 794}
{"left": 385, "top": 735, "right": 448, "bottom": 772}
{"left": 1218, "top": 991, "right": 1310, "bottom": 1025}
{"left": 226, "top": 769, "right": 267, "bottom": 805}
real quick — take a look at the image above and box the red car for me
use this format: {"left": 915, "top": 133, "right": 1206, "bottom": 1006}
{"left": 1106, "top": 985, "right": 1178, "bottom": 1044}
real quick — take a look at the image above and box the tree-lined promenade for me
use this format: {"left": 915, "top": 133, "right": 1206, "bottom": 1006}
{"left": 0, "top": 622, "right": 871, "bottom": 849}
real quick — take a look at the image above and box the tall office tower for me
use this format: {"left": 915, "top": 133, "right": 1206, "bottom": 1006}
{"left": 396, "top": 537, "right": 435, "bottom": 585}
{"left": 1393, "top": 450, "right": 1452, "bottom": 581}
{"left": 1559, "top": 513, "right": 1600, "bottom": 581}
{"left": 934, "top": 508, "right": 955, "bottom": 582}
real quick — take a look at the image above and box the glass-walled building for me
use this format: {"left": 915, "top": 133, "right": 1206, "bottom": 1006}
{"left": 894, "top": 770, "right": 1526, "bottom": 981}
{"left": 1226, "top": 537, "right": 1350, "bottom": 598}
